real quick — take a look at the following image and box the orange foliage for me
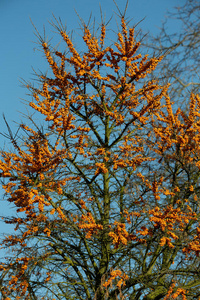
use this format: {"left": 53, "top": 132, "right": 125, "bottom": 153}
{"left": 103, "top": 269, "right": 129, "bottom": 289}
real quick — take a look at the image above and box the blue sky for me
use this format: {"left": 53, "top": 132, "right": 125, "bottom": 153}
{"left": 0, "top": 0, "right": 183, "bottom": 235}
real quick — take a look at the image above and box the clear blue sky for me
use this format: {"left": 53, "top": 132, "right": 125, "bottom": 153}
{"left": 0, "top": 0, "right": 183, "bottom": 235}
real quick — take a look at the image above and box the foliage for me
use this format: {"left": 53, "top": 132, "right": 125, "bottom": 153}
{"left": 1, "top": 10, "right": 200, "bottom": 300}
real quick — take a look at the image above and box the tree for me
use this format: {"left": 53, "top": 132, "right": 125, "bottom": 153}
{"left": 1, "top": 9, "right": 200, "bottom": 300}
{"left": 148, "top": 0, "right": 200, "bottom": 105}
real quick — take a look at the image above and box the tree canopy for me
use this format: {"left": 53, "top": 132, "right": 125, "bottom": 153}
{"left": 1, "top": 9, "right": 200, "bottom": 300}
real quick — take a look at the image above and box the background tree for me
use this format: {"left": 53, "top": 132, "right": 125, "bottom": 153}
{"left": 148, "top": 0, "right": 200, "bottom": 105}
{"left": 1, "top": 8, "right": 200, "bottom": 300}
